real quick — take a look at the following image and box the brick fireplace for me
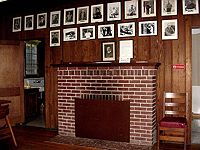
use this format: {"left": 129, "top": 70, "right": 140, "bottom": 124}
{"left": 57, "top": 63, "right": 159, "bottom": 146}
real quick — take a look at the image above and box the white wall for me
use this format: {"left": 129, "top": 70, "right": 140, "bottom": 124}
{"left": 192, "top": 29, "right": 200, "bottom": 114}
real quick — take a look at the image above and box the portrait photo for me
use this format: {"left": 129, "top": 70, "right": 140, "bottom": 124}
{"left": 118, "top": 22, "right": 135, "bottom": 37}
{"left": 91, "top": 4, "right": 104, "bottom": 23}
{"left": 50, "top": 30, "right": 60, "bottom": 47}
{"left": 24, "top": 15, "right": 34, "bottom": 31}
{"left": 161, "top": 0, "right": 177, "bottom": 16}
{"left": 12, "top": 16, "right": 21, "bottom": 32}
{"left": 98, "top": 24, "right": 114, "bottom": 39}
{"left": 124, "top": 0, "right": 138, "bottom": 19}
{"left": 162, "top": 19, "right": 178, "bottom": 40}
{"left": 107, "top": 2, "right": 121, "bottom": 21}
{"left": 141, "top": 0, "right": 156, "bottom": 17}
{"left": 182, "top": 0, "right": 199, "bottom": 15}
{"left": 139, "top": 21, "right": 157, "bottom": 36}
{"left": 77, "top": 6, "right": 89, "bottom": 24}
{"left": 80, "top": 26, "right": 95, "bottom": 40}
{"left": 37, "top": 13, "right": 47, "bottom": 29}
{"left": 102, "top": 42, "right": 115, "bottom": 61}
{"left": 64, "top": 8, "right": 75, "bottom": 25}
{"left": 50, "top": 11, "right": 61, "bottom": 27}
{"left": 63, "top": 28, "right": 77, "bottom": 41}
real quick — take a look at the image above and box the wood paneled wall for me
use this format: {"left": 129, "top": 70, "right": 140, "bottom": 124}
{"left": 0, "top": 41, "right": 24, "bottom": 124}
{"left": 0, "top": 0, "right": 200, "bottom": 142}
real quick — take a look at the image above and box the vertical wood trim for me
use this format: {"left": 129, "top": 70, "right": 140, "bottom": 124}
{"left": 45, "top": 67, "right": 58, "bottom": 129}
{"left": 19, "top": 41, "right": 25, "bottom": 123}
{"left": 185, "top": 16, "right": 192, "bottom": 144}
{"left": 45, "top": 33, "right": 58, "bottom": 129}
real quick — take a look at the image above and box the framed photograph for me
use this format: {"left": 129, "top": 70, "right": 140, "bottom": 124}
{"left": 63, "top": 28, "right": 77, "bottom": 41}
{"left": 64, "top": 8, "right": 75, "bottom": 25}
{"left": 50, "top": 30, "right": 60, "bottom": 47}
{"left": 124, "top": 0, "right": 139, "bottom": 19}
{"left": 162, "top": 19, "right": 178, "bottom": 40}
{"left": 50, "top": 11, "right": 61, "bottom": 27}
{"left": 98, "top": 24, "right": 114, "bottom": 39}
{"left": 139, "top": 21, "right": 157, "bottom": 36}
{"left": 161, "top": 0, "right": 177, "bottom": 16}
{"left": 102, "top": 42, "right": 115, "bottom": 61}
{"left": 12, "top": 16, "right": 21, "bottom": 32}
{"left": 141, "top": 0, "right": 156, "bottom": 17}
{"left": 24, "top": 15, "right": 34, "bottom": 31}
{"left": 107, "top": 2, "right": 121, "bottom": 21}
{"left": 37, "top": 13, "right": 47, "bottom": 29}
{"left": 182, "top": 0, "right": 199, "bottom": 15}
{"left": 91, "top": 4, "right": 104, "bottom": 23}
{"left": 77, "top": 6, "right": 89, "bottom": 24}
{"left": 80, "top": 26, "right": 95, "bottom": 40}
{"left": 118, "top": 22, "right": 135, "bottom": 37}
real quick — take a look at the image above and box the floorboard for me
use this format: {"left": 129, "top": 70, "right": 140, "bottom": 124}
{"left": 0, "top": 126, "right": 200, "bottom": 150}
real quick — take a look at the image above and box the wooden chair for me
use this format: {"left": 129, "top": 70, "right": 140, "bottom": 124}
{"left": 0, "top": 104, "right": 17, "bottom": 147}
{"left": 157, "top": 92, "right": 188, "bottom": 150}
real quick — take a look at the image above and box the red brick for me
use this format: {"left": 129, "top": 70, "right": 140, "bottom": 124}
{"left": 113, "top": 76, "right": 123, "bottom": 79}
{"left": 135, "top": 137, "right": 147, "bottom": 141}
{"left": 135, "top": 114, "right": 147, "bottom": 118}
{"left": 82, "top": 76, "right": 91, "bottom": 79}
{"left": 107, "top": 80, "right": 118, "bottom": 83}
{"left": 135, "top": 130, "right": 147, "bottom": 133}
{"left": 102, "top": 76, "right": 112, "bottom": 79}
{"left": 76, "top": 80, "right": 85, "bottom": 83}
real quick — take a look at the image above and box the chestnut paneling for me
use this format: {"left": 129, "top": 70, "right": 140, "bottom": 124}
{"left": 63, "top": 40, "right": 101, "bottom": 63}
{"left": 0, "top": 0, "right": 199, "bottom": 142}
{"left": 185, "top": 16, "right": 192, "bottom": 144}
{"left": 44, "top": 67, "right": 58, "bottom": 129}
{"left": 0, "top": 87, "right": 20, "bottom": 97}
{"left": 50, "top": 47, "right": 63, "bottom": 64}
{"left": 0, "top": 41, "right": 24, "bottom": 125}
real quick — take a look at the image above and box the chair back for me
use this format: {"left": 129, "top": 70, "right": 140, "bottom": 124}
{"left": 0, "top": 105, "right": 9, "bottom": 119}
{"left": 163, "top": 92, "right": 188, "bottom": 118}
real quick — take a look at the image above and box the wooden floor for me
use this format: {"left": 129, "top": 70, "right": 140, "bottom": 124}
{"left": 0, "top": 126, "right": 200, "bottom": 150}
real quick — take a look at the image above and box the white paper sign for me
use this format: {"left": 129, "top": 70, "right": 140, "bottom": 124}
{"left": 119, "top": 40, "right": 133, "bottom": 63}
{"left": 119, "top": 58, "right": 131, "bottom": 63}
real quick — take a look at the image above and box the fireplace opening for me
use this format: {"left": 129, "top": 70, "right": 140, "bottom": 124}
{"left": 75, "top": 98, "right": 130, "bottom": 142}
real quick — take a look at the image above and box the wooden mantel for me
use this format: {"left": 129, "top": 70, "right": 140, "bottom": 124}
{"left": 51, "top": 61, "right": 161, "bottom": 69}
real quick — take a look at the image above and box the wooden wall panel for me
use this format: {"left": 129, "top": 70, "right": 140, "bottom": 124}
{"left": 45, "top": 67, "right": 58, "bottom": 129}
{"left": 0, "top": 0, "right": 199, "bottom": 142}
{"left": 185, "top": 16, "right": 192, "bottom": 144}
{"left": 137, "top": 37, "right": 151, "bottom": 61}
{"left": 50, "top": 47, "right": 63, "bottom": 64}
{"left": 191, "top": 15, "right": 200, "bottom": 27}
{"left": 0, "top": 41, "right": 24, "bottom": 125}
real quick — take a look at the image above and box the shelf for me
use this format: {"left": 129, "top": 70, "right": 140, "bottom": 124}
{"left": 51, "top": 61, "right": 161, "bottom": 69}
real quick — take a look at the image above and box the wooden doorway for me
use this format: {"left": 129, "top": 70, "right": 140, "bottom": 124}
{"left": 24, "top": 40, "right": 45, "bottom": 128}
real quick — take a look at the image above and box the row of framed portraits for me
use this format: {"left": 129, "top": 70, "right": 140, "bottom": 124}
{"left": 12, "top": 0, "right": 199, "bottom": 32}
{"left": 50, "top": 19, "right": 178, "bottom": 47}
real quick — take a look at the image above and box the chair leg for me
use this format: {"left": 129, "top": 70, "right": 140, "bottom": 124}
{"left": 5, "top": 116, "right": 17, "bottom": 147}
{"left": 157, "top": 125, "right": 160, "bottom": 150}
{"left": 184, "top": 126, "right": 187, "bottom": 150}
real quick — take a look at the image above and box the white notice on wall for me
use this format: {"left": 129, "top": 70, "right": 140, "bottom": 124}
{"left": 119, "top": 40, "right": 133, "bottom": 63}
